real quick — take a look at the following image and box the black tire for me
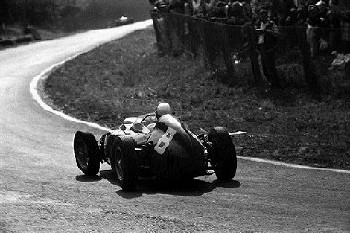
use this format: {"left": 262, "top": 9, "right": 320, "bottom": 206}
{"left": 110, "top": 136, "right": 138, "bottom": 191}
{"left": 208, "top": 127, "right": 237, "bottom": 180}
{"left": 73, "top": 131, "right": 100, "bottom": 176}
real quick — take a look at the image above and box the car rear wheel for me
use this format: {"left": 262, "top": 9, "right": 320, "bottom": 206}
{"left": 110, "top": 136, "right": 138, "bottom": 191}
{"left": 208, "top": 127, "right": 237, "bottom": 180}
{"left": 73, "top": 131, "right": 100, "bottom": 176}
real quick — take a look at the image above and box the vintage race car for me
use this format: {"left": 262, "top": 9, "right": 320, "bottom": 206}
{"left": 114, "top": 16, "right": 134, "bottom": 26}
{"left": 73, "top": 112, "right": 238, "bottom": 191}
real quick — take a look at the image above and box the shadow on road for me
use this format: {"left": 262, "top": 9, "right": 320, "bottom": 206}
{"left": 212, "top": 179, "right": 241, "bottom": 188}
{"left": 99, "top": 169, "right": 241, "bottom": 199}
{"left": 75, "top": 175, "right": 102, "bottom": 182}
{"left": 75, "top": 170, "right": 241, "bottom": 199}
{"left": 114, "top": 179, "right": 216, "bottom": 199}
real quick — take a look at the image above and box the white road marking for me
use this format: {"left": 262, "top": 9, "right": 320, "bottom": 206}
{"left": 29, "top": 20, "right": 350, "bottom": 175}
{"left": 30, "top": 57, "right": 111, "bottom": 132}
{"left": 30, "top": 20, "right": 153, "bottom": 132}
{"left": 238, "top": 156, "right": 350, "bottom": 174}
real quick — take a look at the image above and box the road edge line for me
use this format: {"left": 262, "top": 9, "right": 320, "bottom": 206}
{"left": 30, "top": 20, "right": 153, "bottom": 132}
{"left": 237, "top": 156, "right": 350, "bottom": 174}
{"left": 30, "top": 55, "right": 111, "bottom": 132}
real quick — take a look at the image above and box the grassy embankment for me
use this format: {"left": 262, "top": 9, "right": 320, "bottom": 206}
{"left": 44, "top": 27, "right": 350, "bottom": 170}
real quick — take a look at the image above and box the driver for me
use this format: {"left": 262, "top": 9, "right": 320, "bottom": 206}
{"left": 147, "top": 102, "right": 185, "bottom": 154}
{"left": 155, "top": 102, "right": 172, "bottom": 119}
{"left": 147, "top": 102, "right": 206, "bottom": 180}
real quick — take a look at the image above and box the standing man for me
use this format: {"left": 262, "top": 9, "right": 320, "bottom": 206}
{"left": 256, "top": 6, "right": 282, "bottom": 88}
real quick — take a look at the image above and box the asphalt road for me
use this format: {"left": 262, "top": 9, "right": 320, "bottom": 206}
{"left": 0, "top": 21, "right": 349, "bottom": 232}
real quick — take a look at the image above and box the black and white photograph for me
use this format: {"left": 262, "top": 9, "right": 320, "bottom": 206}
{"left": 0, "top": 0, "right": 349, "bottom": 232}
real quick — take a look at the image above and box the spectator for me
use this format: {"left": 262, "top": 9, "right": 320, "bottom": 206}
{"left": 184, "top": 0, "right": 194, "bottom": 15}
{"left": 256, "top": 6, "right": 282, "bottom": 88}
{"left": 211, "top": 1, "right": 227, "bottom": 18}
{"left": 328, "top": 0, "right": 346, "bottom": 51}
{"left": 296, "top": 1, "right": 309, "bottom": 25}
{"left": 241, "top": 0, "right": 253, "bottom": 22}
{"left": 169, "top": 0, "right": 186, "bottom": 14}
{"left": 306, "top": 4, "right": 321, "bottom": 57}
{"left": 227, "top": 1, "right": 246, "bottom": 24}
{"left": 151, "top": 0, "right": 170, "bottom": 12}
{"left": 204, "top": 0, "right": 217, "bottom": 17}
{"left": 326, "top": 0, "right": 341, "bottom": 51}
{"left": 273, "top": 0, "right": 296, "bottom": 26}
{"left": 316, "top": 0, "right": 330, "bottom": 51}
{"left": 285, "top": 7, "right": 298, "bottom": 26}
{"left": 192, "top": 0, "right": 206, "bottom": 17}
{"left": 339, "top": 9, "right": 350, "bottom": 52}
{"left": 152, "top": 0, "right": 170, "bottom": 6}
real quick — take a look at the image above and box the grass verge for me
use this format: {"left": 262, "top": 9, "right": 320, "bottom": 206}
{"left": 44, "top": 27, "right": 350, "bottom": 170}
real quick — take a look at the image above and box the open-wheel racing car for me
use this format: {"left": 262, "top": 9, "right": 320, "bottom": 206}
{"left": 114, "top": 16, "right": 134, "bottom": 26}
{"left": 73, "top": 104, "right": 238, "bottom": 191}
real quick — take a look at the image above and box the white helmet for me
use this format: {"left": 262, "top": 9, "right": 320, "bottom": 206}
{"left": 156, "top": 102, "right": 172, "bottom": 118}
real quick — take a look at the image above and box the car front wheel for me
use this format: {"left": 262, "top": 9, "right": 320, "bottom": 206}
{"left": 73, "top": 131, "right": 100, "bottom": 176}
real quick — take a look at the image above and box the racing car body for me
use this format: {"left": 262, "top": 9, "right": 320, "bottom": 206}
{"left": 74, "top": 113, "right": 237, "bottom": 191}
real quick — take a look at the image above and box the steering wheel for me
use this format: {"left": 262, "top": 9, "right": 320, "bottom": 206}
{"left": 141, "top": 112, "right": 157, "bottom": 124}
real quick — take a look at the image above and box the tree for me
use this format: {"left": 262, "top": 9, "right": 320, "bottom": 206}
{"left": 0, "top": 0, "right": 10, "bottom": 38}
{"left": 0, "top": 0, "right": 10, "bottom": 24}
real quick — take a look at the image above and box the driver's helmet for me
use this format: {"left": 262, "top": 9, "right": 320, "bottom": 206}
{"left": 156, "top": 102, "right": 172, "bottom": 119}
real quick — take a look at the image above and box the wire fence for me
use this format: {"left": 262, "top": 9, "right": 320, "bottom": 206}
{"left": 150, "top": 11, "right": 350, "bottom": 94}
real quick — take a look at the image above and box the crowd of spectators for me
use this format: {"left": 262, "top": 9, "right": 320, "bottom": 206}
{"left": 149, "top": 0, "right": 349, "bottom": 88}
{"left": 149, "top": 0, "right": 350, "bottom": 55}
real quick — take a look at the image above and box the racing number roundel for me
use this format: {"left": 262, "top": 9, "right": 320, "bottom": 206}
{"left": 154, "top": 127, "right": 176, "bottom": 155}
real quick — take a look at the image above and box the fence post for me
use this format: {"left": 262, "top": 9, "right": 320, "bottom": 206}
{"left": 196, "top": 19, "right": 211, "bottom": 69}
{"left": 221, "top": 23, "right": 236, "bottom": 85}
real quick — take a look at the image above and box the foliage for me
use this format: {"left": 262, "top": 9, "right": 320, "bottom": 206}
{"left": 1, "top": 0, "right": 151, "bottom": 31}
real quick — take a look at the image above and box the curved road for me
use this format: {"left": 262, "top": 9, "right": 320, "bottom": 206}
{"left": 0, "top": 21, "right": 349, "bottom": 232}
